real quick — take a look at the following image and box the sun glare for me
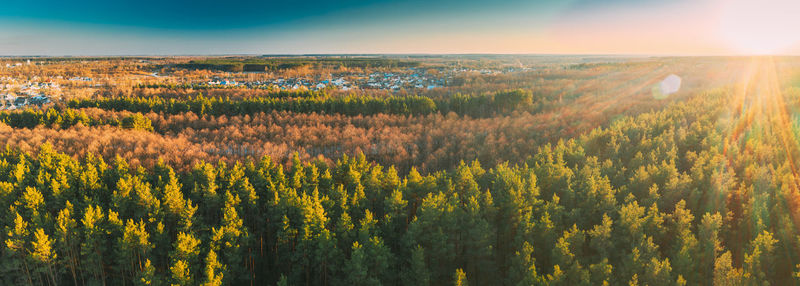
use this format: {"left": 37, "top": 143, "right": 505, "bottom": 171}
{"left": 718, "top": 0, "right": 800, "bottom": 54}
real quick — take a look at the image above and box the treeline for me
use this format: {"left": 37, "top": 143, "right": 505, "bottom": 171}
{"left": 68, "top": 95, "right": 438, "bottom": 117}
{"left": 173, "top": 58, "right": 420, "bottom": 72}
{"left": 3, "top": 87, "right": 800, "bottom": 285}
{"left": 134, "top": 83, "right": 324, "bottom": 95}
{"left": 436, "top": 89, "right": 534, "bottom": 117}
{"left": 134, "top": 83, "right": 271, "bottom": 90}
{"left": 68, "top": 90, "right": 533, "bottom": 118}
{"left": 174, "top": 61, "right": 302, "bottom": 73}
{"left": 0, "top": 108, "right": 153, "bottom": 131}
{"left": 107, "top": 86, "right": 332, "bottom": 101}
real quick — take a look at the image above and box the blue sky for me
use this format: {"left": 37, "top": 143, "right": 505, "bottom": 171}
{"left": 1, "top": 0, "right": 533, "bottom": 30}
{"left": 1, "top": 0, "right": 798, "bottom": 55}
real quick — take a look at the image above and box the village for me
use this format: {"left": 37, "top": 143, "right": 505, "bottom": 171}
{"left": 0, "top": 80, "right": 57, "bottom": 110}
{"left": 0, "top": 59, "right": 535, "bottom": 111}
{"left": 169, "top": 66, "right": 525, "bottom": 91}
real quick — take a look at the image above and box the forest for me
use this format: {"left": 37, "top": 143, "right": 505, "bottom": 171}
{"left": 173, "top": 57, "right": 421, "bottom": 72}
{"left": 1, "top": 55, "right": 800, "bottom": 285}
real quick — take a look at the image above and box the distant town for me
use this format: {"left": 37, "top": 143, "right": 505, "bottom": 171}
{"left": 144, "top": 67, "right": 529, "bottom": 91}
{"left": 0, "top": 79, "right": 56, "bottom": 110}
{"left": 0, "top": 57, "right": 539, "bottom": 110}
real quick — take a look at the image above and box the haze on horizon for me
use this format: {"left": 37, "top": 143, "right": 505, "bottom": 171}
{"left": 1, "top": 0, "right": 799, "bottom": 56}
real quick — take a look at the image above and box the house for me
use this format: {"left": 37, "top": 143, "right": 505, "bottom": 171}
{"left": 31, "top": 96, "right": 50, "bottom": 105}
{"left": 14, "top": 97, "right": 27, "bottom": 107}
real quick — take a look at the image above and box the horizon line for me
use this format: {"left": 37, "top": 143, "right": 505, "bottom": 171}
{"left": 2, "top": 53, "right": 799, "bottom": 58}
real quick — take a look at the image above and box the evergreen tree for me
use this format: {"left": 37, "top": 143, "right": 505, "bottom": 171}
{"left": 201, "top": 249, "right": 224, "bottom": 286}
{"left": 453, "top": 268, "right": 468, "bottom": 286}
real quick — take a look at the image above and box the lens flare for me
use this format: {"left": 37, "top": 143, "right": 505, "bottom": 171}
{"left": 653, "top": 74, "right": 681, "bottom": 99}
{"left": 717, "top": 0, "right": 800, "bottom": 54}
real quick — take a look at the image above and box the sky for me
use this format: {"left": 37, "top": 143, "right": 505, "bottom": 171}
{"left": 1, "top": 0, "right": 800, "bottom": 55}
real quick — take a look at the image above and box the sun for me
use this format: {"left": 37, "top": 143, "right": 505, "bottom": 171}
{"left": 717, "top": 0, "right": 800, "bottom": 55}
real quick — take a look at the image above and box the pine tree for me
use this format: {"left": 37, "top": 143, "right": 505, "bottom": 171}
{"left": 343, "top": 241, "right": 372, "bottom": 286}
{"left": 588, "top": 214, "right": 613, "bottom": 260}
{"left": 136, "top": 259, "right": 159, "bottom": 286}
{"left": 714, "top": 251, "right": 743, "bottom": 286}
{"left": 670, "top": 200, "right": 697, "bottom": 283}
{"left": 697, "top": 212, "right": 722, "bottom": 284}
{"left": 201, "top": 249, "right": 224, "bottom": 286}
{"left": 3, "top": 212, "right": 33, "bottom": 285}
{"left": 453, "top": 268, "right": 468, "bottom": 286}
{"left": 170, "top": 232, "right": 201, "bottom": 285}
{"left": 550, "top": 224, "right": 589, "bottom": 286}
{"left": 30, "top": 228, "right": 57, "bottom": 286}
{"left": 508, "top": 241, "right": 545, "bottom": 286}
{"left": 405, "top": 245, "right": 430, "bottom": 286}
{"left": 119, "top": 219, "right": 153, "bottom": 283}
{"left": 744, "top": 231, "right": 778, "bottom": 285}
{"left": 56, "top": 203, "right": 81, "bottom": 286}
{"left": 81, "top": 205, "right": 107, "bottom": 285}
{"left": 170, "top": 260, "right": 191, "bottom": 286}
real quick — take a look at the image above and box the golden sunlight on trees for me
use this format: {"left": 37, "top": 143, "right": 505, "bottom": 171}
{"left": 0, "top": 56, "right": 799, "bottom": 285}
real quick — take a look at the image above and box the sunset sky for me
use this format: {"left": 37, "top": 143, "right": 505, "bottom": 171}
{"left": 1, "top": 0, "right": 799, "bottom": 55}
